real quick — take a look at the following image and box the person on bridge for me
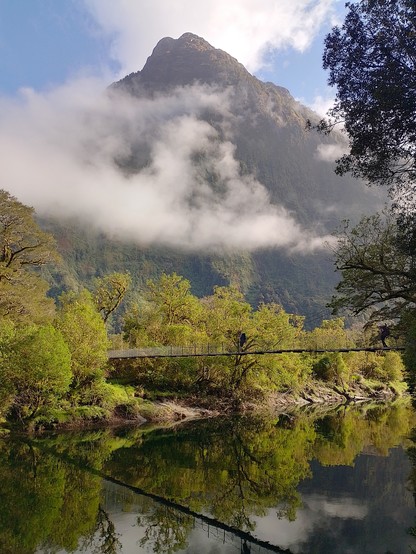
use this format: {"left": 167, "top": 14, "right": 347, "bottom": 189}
{"left": 241, "top": 539, "right": 251, "bottom": 553}
{"left": 379, "top": 324, "right": 390, "bottom": 348}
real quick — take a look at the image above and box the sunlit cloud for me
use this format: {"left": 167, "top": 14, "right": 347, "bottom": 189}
{"left": 83, "top": 0, "right": 338, "bottom": 77}
{"left": 0, "top": 79, "right": 332, "bottom": 252}
{"left": 308, "top": 90, "right": 336, "bottom": 117}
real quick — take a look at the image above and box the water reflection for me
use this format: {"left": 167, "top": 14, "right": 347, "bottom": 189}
{"left": 0, "top": 402, "right": 415, "bottom": 553}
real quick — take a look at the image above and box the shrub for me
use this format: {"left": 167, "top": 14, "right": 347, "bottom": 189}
{"left": 381, "top": 352, "right": 405, "bottom": 382}
{"left": 0, "top": 322, "right": 72, "bottom": 422}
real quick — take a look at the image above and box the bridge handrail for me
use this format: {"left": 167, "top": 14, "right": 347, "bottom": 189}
{"left": 108, "top": 345, "right": 404, "bottom": 359}
{"left": 108, "top": 344, "right": 230, "bottom": 358}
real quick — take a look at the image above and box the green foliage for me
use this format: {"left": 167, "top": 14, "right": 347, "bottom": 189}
{"left": 381, "top": 351, "right": 405, "bottom": 383}
{"left": 0, "top": 322, "right": 72, "bottom": 422}
{"left": 74, "top": 380, "right": 142, "bottom": 419}
{"left": 313, "top": 352, "right": 348, "bottom": 385}
{"left": 313, "top": 355, "right": 334, "bottom": 382}
{"left": 403, "top": 310, "right": 416, "bottom": 389}
{"left": 315, "top": 1, "right": 416, "bottom": 383}
{"left": 330, "top": 215, "right": 413, "bottom": 323}
{"left": 124, "top": 273, "right": 206, "bottom": 347}
{"left": 321, "top": 0, "right": 416, "bottom": 196}
{"left": 308, "top": 318, "right": 351, "bottom": 349}
{"left": 92, "top": 271, "right": 131, "bottom": 324}
{"left": 251, "top": 303, "right": 303, "bottom": 349}
{"left": 120, "top": 273, "right": 408, "bottom": 400}
{"left": 202, "top": 285, "right": 252, "bottom": 347}
{"left": 56, "top": 289, "right": 109, "bottom": 390}
{"left": 0, "top": 190, "right": 58, "bottom": 324}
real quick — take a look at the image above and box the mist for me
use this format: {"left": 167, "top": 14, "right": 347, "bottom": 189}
{"left": 0, "top": 78, "right": 334, "bottom": 252}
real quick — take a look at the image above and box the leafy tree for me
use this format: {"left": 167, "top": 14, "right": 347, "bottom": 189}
{"left": 92, "top": 271, "right": 131, "bottom": 324}
{"left": 320, "top": 0, "right": 416, "bottom": 202}
{"left": 381, "top": 351, "right": 405, "bottom": 382}
{"left": 124, "top": 273, "right": 205, "bottom": 347}
{"left": 308, "top": 318, "right": 351, "bottom": 350}
{"left": 146, "top": 273, "right": 200, "bottom": 327}
{"left": 251, "top": 302, "right": 303, "bottom": 350}
{"left": 329, "top": 215, "right": 415, "bottom": 325}
{"left": 202, "top": 285, "right": 252, "bottom": 348}
{"left": 0, "top": 322, "right": 72, "bottom": 422}
{"left": 55, "top": 289, "right": 109, "bottom": 391}
{"left": 0, "top": 320, "right": 20, "bottom": 419}
{"left": 313, "top": 0, "right": 416, "bottom": 380}
{"left": 0, "top": 190, "right": 58, "bottom": 323}
{"left": 199, "top": 286, "right": 253, "bottom": 395}
{"left": 313, "top": 352, "right": 349, "bottom": 385}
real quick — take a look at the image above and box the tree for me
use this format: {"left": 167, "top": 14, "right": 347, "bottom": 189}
{"left": 202, "top": 285, "right": 252, "bottom": 348}
{"left": 327, "top": 213, "right": 416, "bottom": 384}
{"left": 0, "top": 190, "right": 58, "bottom": 323}
{"left": 0, "top": 322, "right": 72, "bottom": 422}
{"left": 124, "top": 273, "right": 205, "bottom": 347}
{"left": 319, "top": 2, "right": 416, "bottom": 380}
{"left": 55, "top": 289, "right": 109, "bottom": 390}
{"left": 92, "top": 272, "right": 131, "bottom": 324}
{"left": 329, "top": 214, "right": 416, "bottom": 324}
{"left": 320, "top": 0, "right": 416, "bottom": 205}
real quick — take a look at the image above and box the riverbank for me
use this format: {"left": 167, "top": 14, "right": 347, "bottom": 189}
{"left": 132, "top": 377, "right": 408, "bottom": 424}
{"left": 0, "top": 376, "right": 407, "bottom": 433}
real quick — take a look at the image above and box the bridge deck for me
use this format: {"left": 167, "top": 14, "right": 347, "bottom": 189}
{"left": 108, "top": 346, "right": 403, "bottom": 360}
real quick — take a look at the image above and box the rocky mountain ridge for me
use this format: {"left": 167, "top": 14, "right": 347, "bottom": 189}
{"left": 44, "top": 33, "right": 384, "bottom": 326}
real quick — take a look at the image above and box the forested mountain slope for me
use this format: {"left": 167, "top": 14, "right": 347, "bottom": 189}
{"left": 42, "top": 33, "right": 384, "bottom": 325}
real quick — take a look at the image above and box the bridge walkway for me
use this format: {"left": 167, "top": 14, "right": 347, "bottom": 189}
{"left": 108, "top": 345, "right": 404, "bottom": 360}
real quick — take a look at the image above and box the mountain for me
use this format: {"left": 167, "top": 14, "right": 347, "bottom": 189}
{"left": 43, "top": 33, "right": 384, "bottom": 326}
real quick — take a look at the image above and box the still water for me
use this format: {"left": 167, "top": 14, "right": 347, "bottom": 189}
{"left": 1, "top": 403, "right": 416, "bottom": 554}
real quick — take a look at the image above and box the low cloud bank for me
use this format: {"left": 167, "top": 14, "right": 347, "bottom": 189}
{"left": 0, "top": 79, "right": 333, "bottom": 252}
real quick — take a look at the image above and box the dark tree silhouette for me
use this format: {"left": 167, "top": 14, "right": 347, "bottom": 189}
{"left": 321, "top": 0, "right": 416, "bottom": 202}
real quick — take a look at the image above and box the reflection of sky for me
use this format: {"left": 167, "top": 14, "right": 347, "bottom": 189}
{"left": 252, "top": 495, "right": 368, "bottom": 553}
{"left": 52, "top": 448, "right": 416, "bottom": 554}
{"left": 250, "top": 449, "right": 416, "bottom": 554}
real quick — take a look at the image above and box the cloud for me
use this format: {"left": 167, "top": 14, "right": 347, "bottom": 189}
{"left": 316, "top": 143, "right": 347, "bottom": 163}
{"left": 0, "top": 79, "right": 333, "bottom": 252}
{"left": 306, "top": 90, "right": 336, "bottom": 117}
{"left": 83, "top": 0, "right": 337, "bottom": 76}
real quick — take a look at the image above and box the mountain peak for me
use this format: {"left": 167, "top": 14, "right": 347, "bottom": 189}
{"left": 152, "top": 33, "right": 215, "bottom": 57}
{"left": 114, "top": 32, "right": 251, "bottom": 91}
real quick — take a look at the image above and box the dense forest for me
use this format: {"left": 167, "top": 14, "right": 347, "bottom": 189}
{"left": 0, "top": 189, "right": 408, "bottom": 430}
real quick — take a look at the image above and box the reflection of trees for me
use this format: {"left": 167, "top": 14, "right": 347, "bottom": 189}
{"left": 0, "top": 402, "right": 413, "bottom": 554}
{"left": 138, "top": 505, "right": 193, "bottom": 554}
{"left": 405, "top": 424, "right": 416, "bottom": 551}
{"left": 314, "top": 403, "right": 414, "bottom": 466}
{"left": 81, "top": 505, "right": 122, "bottom": 554}
{"left": 0, "top": 440, "right": 102, "bottom": 554}
{"left": 106, "top": 416, "right": 314, "bottom": 531}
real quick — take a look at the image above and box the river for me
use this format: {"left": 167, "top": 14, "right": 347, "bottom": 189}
{"left": 1, "top": 402, "right": 416, "bottom": 553}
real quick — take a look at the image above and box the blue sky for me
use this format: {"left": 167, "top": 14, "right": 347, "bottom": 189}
{"left": 0, "top": 0, "right": 345, "bottom": 110}
{"left": 0, "top": 0, "right": 351, "bottom": 252}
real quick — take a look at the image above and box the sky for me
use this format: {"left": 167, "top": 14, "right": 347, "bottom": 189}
{"left": 0, "top": 0, "right": 344, "bottom": 108}
{"left": 0, "top": 0, "right": 349, "bottom": 252}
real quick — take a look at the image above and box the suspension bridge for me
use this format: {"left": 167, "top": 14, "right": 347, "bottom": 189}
{"left": 108, "top": 345, "right": 403, "bottom": 360}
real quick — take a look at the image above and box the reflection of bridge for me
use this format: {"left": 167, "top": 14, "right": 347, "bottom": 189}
{"left": 30, "top": 441, "right": 294, "bottom": 554}
{"left": 103, "top": 479, "right": 292, "bottom": 554}
{"left": 109, "top": 345, "right": 404, "bottom": 360}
